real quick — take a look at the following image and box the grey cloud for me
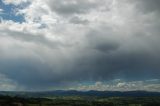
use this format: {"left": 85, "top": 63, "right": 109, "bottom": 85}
{"left": 1, "top": 24, "right": 160, "bottom": 90}
{"left": 86, "top": 29, "right": 120, "bottom": 53}
{"left": 71, "top": 50, "right": 160, "bottom": 82}
{"left": 0, "top": 28, "right": 65, "bottom": 49}
{"left": 0, "top": 73, "right": 19, "bottom": 91}
{"left": 66, "top": 25, "right": 160, "bottom": 82}
{"left": 129, "top": 0, "right": 160, "bottom": 14}
{"left": 69, "top": 16, "right": 89, "bottom": 25}
{"left": 48, "top": 0, "right": 100, "bottom": 16}
{"left": 0, "top": 55, "right": 73, "bottom": 90}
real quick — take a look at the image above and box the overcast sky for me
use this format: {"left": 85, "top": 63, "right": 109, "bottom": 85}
{"left": 0, "top": 0, "right": 160, "bottom": 91}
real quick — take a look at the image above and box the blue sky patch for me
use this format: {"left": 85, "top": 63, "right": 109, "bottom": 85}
{"left": 0, "top": 0, "right": 25, "bottom": 23}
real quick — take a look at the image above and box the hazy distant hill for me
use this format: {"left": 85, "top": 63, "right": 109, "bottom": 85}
{"left": 0, "top": 90, "right": 160, "bottom": 97}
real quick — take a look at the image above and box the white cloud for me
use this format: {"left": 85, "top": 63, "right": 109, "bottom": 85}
{"left": 70, "top": 79, "right": 160, "bottom": 92}
{"left": 0, "top": 8, "right": 3, "bottom": 12}
{"left": 2, "top": 0, "right": 28, "bottom": 5}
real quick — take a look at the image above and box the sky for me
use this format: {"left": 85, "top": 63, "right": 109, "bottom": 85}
{"left": 0, "top": 0, "right": 160, "bottom": 91}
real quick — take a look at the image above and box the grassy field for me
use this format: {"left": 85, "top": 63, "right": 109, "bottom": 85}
{"left": 0, "top": 95, "right": 160, "bottom": 106}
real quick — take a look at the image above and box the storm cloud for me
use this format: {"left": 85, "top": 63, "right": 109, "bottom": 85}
{"left": 0, "top": 0, "right": 160, "bottom": 91}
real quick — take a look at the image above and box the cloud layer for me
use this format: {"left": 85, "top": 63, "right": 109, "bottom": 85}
{"left": 70, "top": 79, "right": 160, "bottom": 92}
{"left": 0, "top": 0, "right": 160, "bottom": 91}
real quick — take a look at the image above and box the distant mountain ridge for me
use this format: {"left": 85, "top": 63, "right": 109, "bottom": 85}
{"left": 0, "top": 90, "right": 160, "bottom": 97}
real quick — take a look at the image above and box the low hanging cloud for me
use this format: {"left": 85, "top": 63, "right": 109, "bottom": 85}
{"left": 70, "top": 79, "right": 160, "bottom": 92}
{"left": 0, "top": 0, "right": 160, "bottom": 91}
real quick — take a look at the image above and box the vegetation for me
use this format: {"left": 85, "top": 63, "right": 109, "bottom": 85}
{"left": 0, "top": 95, "right": 160, "bottom": 106}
